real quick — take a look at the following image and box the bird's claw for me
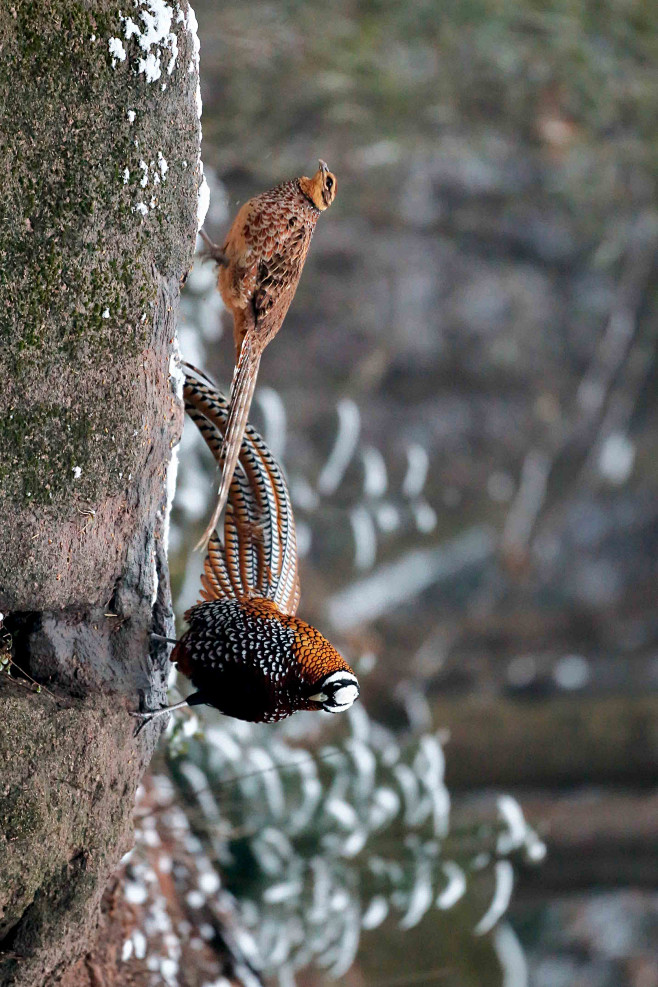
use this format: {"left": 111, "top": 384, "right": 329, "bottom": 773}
{"left": 198, "top": 229, "right": 229, "bottom": 267}
{"left": 131, "top": 715, "right": 151, "bottom": 738}
{"left": 129, "top": 707, "right": 170, "bottom": 737}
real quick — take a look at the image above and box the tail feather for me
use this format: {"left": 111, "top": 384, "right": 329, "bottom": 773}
{"left": 185, "top": 380, "right": 258, "bottom": 598}
{"left": 183, "top": 365, "right": 299, "bottom": 615}
{"left": 200, "top": 532, "right": 234, "bottom": 602}
{"left": 223, "top": 504, "right": 249, "bottom": 599}
{"left": 242, "top": 422, "right": 299, "bottom": 613}
{"left": 195, "top": 337, "right": 261, "bottom": 549}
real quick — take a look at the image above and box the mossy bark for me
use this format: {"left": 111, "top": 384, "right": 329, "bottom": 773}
{"left": 0, "top": 1, "right": 200, "bottom": 982}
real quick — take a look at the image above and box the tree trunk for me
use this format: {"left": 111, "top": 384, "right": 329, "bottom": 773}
{"left": 0, "top": 1, "right": 201, "bottom": 982}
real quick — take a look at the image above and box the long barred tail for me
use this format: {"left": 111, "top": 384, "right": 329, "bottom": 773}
{"left": 195, "top": 336, "right": 261, "bottom": 550}
{"left": 183, "top": 365, "right": 301, "bottom": 616}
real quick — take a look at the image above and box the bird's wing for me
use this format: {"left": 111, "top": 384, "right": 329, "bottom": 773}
{"left": 224, "top": 196, "right": 310, "bottom": 302}
{"left": 252, "top": 222, "right": 313, "bottom": 328}
{"left": 183, "top": 368, "right": 300, "bottom": 615}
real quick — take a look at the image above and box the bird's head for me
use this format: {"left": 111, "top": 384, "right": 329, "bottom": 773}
{"left": 309, "top": 669, "right": 360, "bottom": 714}
{"left": 287, "top": 611, "right": 359, "bottom": 714}
{"left": 300, "top": 159, "right": 337, "bottom": 211}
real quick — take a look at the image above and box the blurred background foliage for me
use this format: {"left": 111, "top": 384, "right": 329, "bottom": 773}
{"left": 140, "top": 1, "right": 658, "bottom": 985}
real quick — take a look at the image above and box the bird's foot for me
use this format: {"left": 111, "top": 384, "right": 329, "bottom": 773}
{"left": 130, "top": 698, "right": 194, "bottom": 737}
{"left": 130, "top": 707, "right": 169, "bottom": 737}
{"left": 150, "top": 632, "right": 178, "bottom": 646}
{"left": 198, "top": 229, "right": 229, "bottom": 267}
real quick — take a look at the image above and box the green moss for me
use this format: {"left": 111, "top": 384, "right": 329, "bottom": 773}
{"left": 0, "top": 785, "right": 45, "bottom": 842}
{"left": 0, "top": 686, "right": 149, "bottom": 968}
{"left": 0, "top": 0, "right": 198, "bottom": 508}
{"left": 0, "top": 406, "right": 93, "bottom": 501}
{"left": 0, "top": 0, "right": 194, "bottom": 345}
{"left": 0, "top": 6, "right": 146, "bottom": 362}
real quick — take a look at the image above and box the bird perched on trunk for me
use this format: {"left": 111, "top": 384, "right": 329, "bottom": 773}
{"left": 132, "top": 366, "right": 358, "bottom": 730}
{"left": 196, "top": 159, "right": 337, "bottom": 548}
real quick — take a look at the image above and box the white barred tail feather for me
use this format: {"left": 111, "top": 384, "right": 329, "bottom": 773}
{"left": 183, "top": 365, "right": 300, "bottom": 616}
{"left": 194, "top": 337, "right": 261, "bottom": 550}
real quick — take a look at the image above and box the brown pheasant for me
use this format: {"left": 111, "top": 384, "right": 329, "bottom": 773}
{"left": 197, "top": 159, "right": 337, "bottom": 548}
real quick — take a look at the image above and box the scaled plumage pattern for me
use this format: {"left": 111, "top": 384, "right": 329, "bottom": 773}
{"left": 132, "top": 367, "right": 358, "bottom": 729}
{"left": 197, "top": 160, "right": 337, "bottom": 548}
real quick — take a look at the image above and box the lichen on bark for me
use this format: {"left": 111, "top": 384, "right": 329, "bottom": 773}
{"left": 0, "top": 0, "right": 200, "bottom": 611}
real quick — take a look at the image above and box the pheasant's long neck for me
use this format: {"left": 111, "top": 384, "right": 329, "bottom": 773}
{"left": 297, "top": 177, "right": 322, "bottom": 213}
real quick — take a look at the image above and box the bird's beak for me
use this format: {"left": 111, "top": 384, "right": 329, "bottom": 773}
{"left": 318, "top": 159, "right": 329, "bottom": 173}
{"left": 309, "top": 691, "right": 328, "bottom": 703}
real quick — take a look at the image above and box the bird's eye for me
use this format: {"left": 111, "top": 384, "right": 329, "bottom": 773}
{"left": 325, "top": 176, "right": 333, "bottom": 190}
